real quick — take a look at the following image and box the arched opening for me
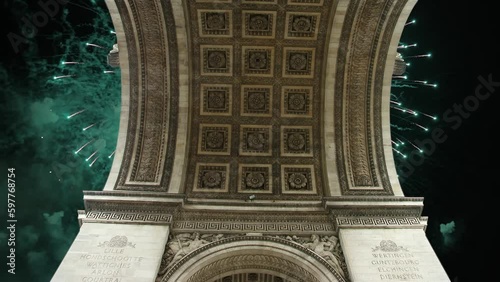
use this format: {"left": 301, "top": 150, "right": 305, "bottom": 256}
{"left": 160, "top": 236, "right": 344, "bottom": 282}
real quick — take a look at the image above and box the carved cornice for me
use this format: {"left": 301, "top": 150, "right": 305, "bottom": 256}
{"left": 172, "top": 221, "right": 335, "bottom": 234}
{"left": 173, "top": 209, "right": 335, "bottom": 234}
{"left": 114, "top": 0, "right": 179, "bottom": 191}
{"left": 82, "top": 191, "right": 183, "bottom": 218}
{"left": 325, "top": 196, "right": 424, "bottom": 218}
{"left": 335, "top": 216, "right": 428, "bottom": 230}
{"left": 82, "top": 211, "right": 173, "bottom": 225}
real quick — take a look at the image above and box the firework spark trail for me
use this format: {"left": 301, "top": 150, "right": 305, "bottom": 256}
{"left": 413, "top": 123, "right": 429, "bottom": 131}
{"left": 89, "top": 156, "right": 99, "bottom": 167}
{"left": 404, "top": 19, "right": 416, "bottom": 26}
{"left": 86, "top": 150, "right": 98, "bottom": 162}
{"left": 404, "top": 53, "right": 431, "bottom": 59}
{"left": 85, "top": 43, "right": 105, "bottom": 49}
{"left": 392, "top": 148, "right": 406, "bottom": 158}
{"left": 83, "top": 123, "right": 96, "bottom": 131}
{"left": 67, "top": 109, "right": 86, "bottom": 119}
{"left": 75, "top": 139, "right": 95, "bottom": 154}
{"left": 53, "top": 75, "right": 75, "bottom": 80}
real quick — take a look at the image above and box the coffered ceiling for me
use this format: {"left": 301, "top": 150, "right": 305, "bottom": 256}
{"left": 185, "top": 0, "right": 335, "bottom": 199}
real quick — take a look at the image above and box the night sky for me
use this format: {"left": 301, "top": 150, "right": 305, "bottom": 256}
{"left": 0, "top": 1, "right": 497, "bottom": 281}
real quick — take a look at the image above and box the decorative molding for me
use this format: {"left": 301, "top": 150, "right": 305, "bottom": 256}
{"left": 336, "top": 216, "right": 425, "bottom": 229}
{"left": 84, "top": 211, "right": 173, "bottom": 224}
{"left": 288, "top": 0, "right": 324, "bottom": 5}
{"left": 172, "top": 221, "right": 334, "bottom": 233}
{"left": 84, "top": 200, "right": 182, "bottom": 214}
{"left": 114, "top": 0, "right": 179, "bottom": 190}
{"left": 335, "top": 0, "right": 407, "bottom": 194}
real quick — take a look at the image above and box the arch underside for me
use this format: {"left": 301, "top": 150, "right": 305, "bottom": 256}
{"left": 105, "top": 0, "right": 416, "bottom": 198}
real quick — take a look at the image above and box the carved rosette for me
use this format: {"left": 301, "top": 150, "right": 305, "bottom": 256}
{"left": 240, "top": 125, "right": 272, "bottom": 156}
{"left": 238, "top": 164, "right": 273, "bottom": 193}
{"left": 281, "top": 165, "right": 317, "bottom": 194}
{"left": 241, "top": 85, "right": 273, "bottom": 116}
{"left": 194, "top": 163, "right": 230, "bottom": 192}
{"left": 285, "top": 12, "right": 321, "bottom": 40}
{"left": 198, "top": 10, "right": 232, "bottom": 37}
{"left": 243, "top": 11, "right": 277, "bottom": 38}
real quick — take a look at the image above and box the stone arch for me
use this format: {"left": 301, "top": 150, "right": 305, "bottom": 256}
{"left": 103, "top": 0, "right": 130, "bottom": 191}
{"left": 159, "top": 236, "right": 345, "bottom": 282}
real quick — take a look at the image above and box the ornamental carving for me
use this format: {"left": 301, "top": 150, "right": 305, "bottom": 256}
{"left": 281, "top": 86, "right": 313, "bottom": 117}
{"left": 243, "top": 11, "right": 276, "bottom": 38}
{"left": 241, "top": 86, "right": 272, "bottom": 116}
{"left": 283, "top": 47, "right": 315, "bottom": 77}
{"left": 286, "top": 13, "right": 321, "bottom": 40}
{"left": 240, "top": 125, "right": 272, "bottom": 156}
{"left": 201, "top": 45, "right": 233, "bottom": 76}
{"left": 194, "top": 163, "right": 230, "bottom": 192}
{"left": 198, "top": 124, "right": 231, "bottom": 155}
{"left": 281, "top": 165, "right": 317, "bottom": 194}
{"left": 288, "top": 173, "right": 308, "bottom": 189}
{"left": 238, "top": 164, "right": 272, "bottom": 193}
{"left": 281, "top": 126, "right": 313, "bottom": 157}
{"left": 98, "top": 236, "right": 135, "bottom": 248}
{"left": 277, "top": 234, "right": 348, "bottom": 280}
{"left": 184, "top": 0, "right": 335, "bottom": 196}
{"left": 157, "top": 234, "right": 347, "bottom": 282}
{"left": 198, "top": 10, "right": 232, "bottom": 37}
{"left": 372, "top": 240, "right": 408, "bottom": 252}
{"left": 243, "top": 46, "right": 274, "bottom": 76}
{"left": 201, "top": 84, "right": 232, "bottom": 115}
{"left": 157, "top": 233, "right": 232, "bottom": 276}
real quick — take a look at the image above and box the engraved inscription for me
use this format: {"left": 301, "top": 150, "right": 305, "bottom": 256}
{"left": 79, "top": 235, "right": 144, "bottom": 282}
{"left": 371, "top": 240, "right": 424, "bottom": 280}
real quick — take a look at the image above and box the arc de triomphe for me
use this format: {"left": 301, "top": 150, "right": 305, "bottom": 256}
{"left": 52, "top": 0, "right": 450, "bottom": 281}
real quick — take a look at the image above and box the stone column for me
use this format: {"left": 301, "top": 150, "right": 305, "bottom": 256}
{"left": 52, "top": 214, "right": 170, "bottom": 282}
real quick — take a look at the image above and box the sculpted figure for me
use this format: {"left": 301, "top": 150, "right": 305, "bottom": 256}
{"left": 301, "top": 234, "right": 345, "bottom": 278}
{"left": 165, "top": 233, "right": 209, "bottom": 270}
